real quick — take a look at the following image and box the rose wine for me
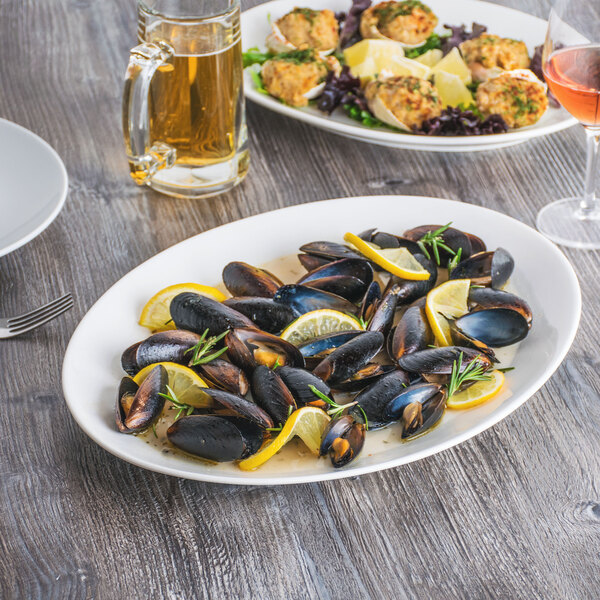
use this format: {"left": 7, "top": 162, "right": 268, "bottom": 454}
{"left": 543, "top": 45, "right": 600, "bottom": 127}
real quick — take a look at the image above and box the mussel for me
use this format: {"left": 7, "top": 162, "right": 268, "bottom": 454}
{"left": 299, "top": 241, "right": 363, "bottom": 261}
{"left": 298, "top": 253, "right": 331, "bottom": 272}
{"left": 312, "top": 331, "right": 384, "bottom": 386}
{"left": 449, "top": 248, "right": 514, "bottom": 289}
{"left": 115, "top": 365, "right": 167, "bottom": 433}
{"left": 223, "top": 297, "right": 298, "bottom": 334}
{"left": 391, "top": 253, "right": 438, "bottom": 306}
{"left": 167, "top": 415, "right": 264, "bottom": 462}
{"left": 384, "top": 383, "right": 446, "bottom": 439}
{"left": 199, "top": 388, "right": 274, "bottom": 429}
{"left": 298, "top": 330, "right": 365, "bottom": 369}
{"left": 222, "top": 261, "right": 283, "bottom": 298}
{"left": 170, "top": 292, "right": 254, "bottom": 337}
{"left": 331, "top": 363, "right": 396, "bottom": 393}
{"left": 192, "top": 359, "right": 249, "bottom": 396}
{"left": 277, "top": 365, "right": 332, "bottom": 408}
{"left": 251, "top": 365, "right": 297, "bottom": 425}
{"left": 121, "top": 330, "right": 201, "bottom": 376}
{"left": 225, "top": 327, "right": 305, "bottom": 372}
{"left": 391, "top": 305, "right": 434, "bottom": 362}
{"left": 358, "top": 228, "right": 422, "bottom": 254}
{"left": 360, "top": 281, "right": 382, "bottom": 324}
{"left": 319, "top": 415, "right": 366, "bottom": 468}
{"left": 274, "top": 284, "right": 359, "bottom": 316}
{"left": 368, "top": 285, "right": 400, "bottom": 338}
{"left": 403, "top": 225, "right": 473, "bottom": 263}
{"left": 453, "top": 308, "right": 529, "bottom": 348}
{"left": 468, "top": 287, "right": 533, "bottom": 327}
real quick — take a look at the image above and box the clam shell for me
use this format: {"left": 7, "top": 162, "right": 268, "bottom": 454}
{"left": 362, "top": 21, "right": 425, "bottom": 49}
{"left": 367, "top": 94, "right": 411, "bottom": 131}
{"left": 266, "top": 22, "right": 336, "bottom": 58}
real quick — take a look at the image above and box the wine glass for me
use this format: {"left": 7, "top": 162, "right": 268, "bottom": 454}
{"left": 536, "top": 0, "right": 600, "bottom": 248}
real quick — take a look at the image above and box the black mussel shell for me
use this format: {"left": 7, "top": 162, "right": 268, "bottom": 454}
{"left": 449, "top": 323, "right": 497, "bottom": 360}
{"left": 192, "top": 358, "right": 249, "bottom": 396}
{"left": 468, "top": 287, "right": 532, "bottom": 327}
{"left": 465, "top": 233, "right": 486, "bottom": 254}
{"left": 220, "top": 416, "right": 265, "bottom": 458}
{"left": 393, "top": 253, "right": 438, "bottom": 305}
{"left": 303, "top": 276, "right": 368, "bottom": 303}
{"left": 226, "top": 327, "right": 305, "bottom": 372}
{"left": 392, "top": 384, "right": 446, "bottom": 439}
{"left": 322, "top": 418, "right": 366, "bottom": 468}
{"left": 122, "top": 364, "right": 167, "bottom": 433}
{"left": 224, "top": 297, "right": 298, "bottom": 334}
{"left": 490, "top": 248, "right": 514, "bottom": 289}
{"left": 360, "top": 281, "right": 382, "bottom": 323}
{"left": 391, "top": 305, "right": 434, "bottom": 362}
{"left": 320, "top": 415, "right": 353, "bottom": 456}
{"left": 299, "top": 258, "right": 373, "bottom": 286}
{"left": 115, "top": 376, "right": 139, "bottom": 433}
{"left": 313, "top": 331, "right": 384, "bottom": 386}
{"left": 299, "top": 241, "right": 363, "bottom": 261}
{"left": 298, "top": 330, "right": 365, "bottom": 369}
{"left": 251, "top": 365, "right": 297, "bottom": 425}
{"left": 454, "top": 308, "right": 529, "bottom": 347}
{"left": 298, "top": 254, "right": 331, "bottom": 272}
{"left": 358, "top": 228, "right": 377, "bottom": 241}
{"left": 350, "top": 369, "right": 411, "bottom": 430}
{"left": 167, "top": 415, "right": 246, "bottom": 462}
{"left": 200, "top": 387, "right": 274, "bottom": 429}
{"left": 449, "top": 248, "right": 514, "bottom": 289}
{"left": 121, "top": 330, "right": 201, "bottom": 376}
{"left": 332, "top": 363, "right": 396, "bottom": 393}
{"left": 274, "top": 284, "right": 359, "bottom": 316}
{"left": 358, "top": 228, "right": 422, "bottom": 254}
{"left": 277, "top": 365, "right": 332, "bottom": 408}
{"left": 403, "top": 225, "right": 473, "bottom": 263}
{"left": 368, "top": 285, "right": 400, "bottom": 338}
{"left": 222, "top": 261, "right": 283, "bottom": 298}
{"left": 384, "top": 382, "right": 445, "bottom": 420}
{"left": 170, "top": 292, "right": 254, "bottom": 337}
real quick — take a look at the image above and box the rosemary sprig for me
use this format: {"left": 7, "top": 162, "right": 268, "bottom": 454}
{"left": 158, "top": 385, "right": 195, "bottom": 421}
{"left": 446, "top": 352, "right": 492, "bottom": 398}
{"left": 186, "top": 329, "right": 229, "bottom": 366}
{"left": 357, "top": 315, "right": 369, "bottom": 329}
{"left": 266, "top": 405, "right": 294, "bottom": 433}
{"left": 497, "top": 366, "right": 515, "bottom": 373}
{"left": 271, "top": 357, "right": 282, "bottom": 370}
{"left": 447, "top": 247, "right": 463, "bottom": 273}
{"left": 308, "top": 385, "right": 369, "bottom": 430}
{"left": 417, "top": 222, "right": 456, "bottom": 266}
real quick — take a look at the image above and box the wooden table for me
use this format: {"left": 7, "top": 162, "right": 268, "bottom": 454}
{"left": 2, "top": 0, "right": 599, "bottom": 598}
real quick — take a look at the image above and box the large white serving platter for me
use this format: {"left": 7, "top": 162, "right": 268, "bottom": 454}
{"left": 62, "top": 196, "right": 580, "bottom": 485}
{"left": 241, "top": 0, "right": 577, "bottom": 151}
{"left": 0, "top": 119, "right": 68, "bottom": 257}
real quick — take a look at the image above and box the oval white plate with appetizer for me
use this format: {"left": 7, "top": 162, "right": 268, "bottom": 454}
{"left": 62, "top": 196, "right": 580, "bottom": 485}
{"left": 241, "top": 0, "right": 576, "bottom": 151}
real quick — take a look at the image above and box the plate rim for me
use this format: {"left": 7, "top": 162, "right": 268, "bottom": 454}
{"left": 0, "top": 118, "right": 69, "bottom": 258}
{"left": 241, "top": 0, "right": 578, "bottom": 150}
{"left": 62, "top": 195, "right": 581, "bottom": 485}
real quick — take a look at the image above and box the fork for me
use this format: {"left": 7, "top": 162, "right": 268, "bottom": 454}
{"left": 0, "top": 293, "right": 74, "bottom": 338}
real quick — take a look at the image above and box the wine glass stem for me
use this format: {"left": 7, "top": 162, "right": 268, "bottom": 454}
{"left": 581, "top": 127, "right": 600, "bottom": 216}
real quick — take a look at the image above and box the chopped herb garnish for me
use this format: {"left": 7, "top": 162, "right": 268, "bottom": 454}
{"left": 404, "top": 33, "right": 447, "bottom": 59}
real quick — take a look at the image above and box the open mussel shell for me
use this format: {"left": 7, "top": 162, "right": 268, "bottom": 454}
{"left": 313, "top": 331, "right": 384, "bottom": 386}
{"left": 449, "top": 248, "right": 514, "bottom": 289}
{"left": 299, "top": 241, "right": 363, "bottom": 261}
{"left": 360, "top": 281, "right": 382, "bottom": 323}
{"left": 403, "top": 225, "right": 474, "bottom": 263}
{"left": 350, "top": 369, "right": 410, "bottom": 430}
{"left": 200, "top": 387, "right": 274, "bottom": 429}
{"left": 384, "top": 383, "right": 446, "bottom": 440}
{"left": 274, "top": 284, "right": 360, "bottom": 316}
{"left": 360, "top": 229, "right": 423, "bottom": 255}
{"left": 319, "top": 415, "right": 366, "bottom": 468}
{"left": 121, "top": 330, "right": 201, "bottom": 376}
{"left": 298, "top": 330, "right": 365, "bottom": 369}
{"left": 223, "top": 297, "right": 298, "bottom": 334}
{"left": 117, "top": 364, "right": 167, "bottom": 433}
{"left": 222, "top": 261, "right": 282, "bottom": 298}
{"left": 225, "top": 327, "right": 305, "bottom": 373}
{"left": 468, "top": 287, "right": 533, "bottom": 327}
{"left": 298, "top": 254, "right": 331, "bottom": 272}
{"left": 332, "top": 363, "right": 396, "bottom": 393}
{"left": 465, "top": 233, "right": 486, "bottom": 254}
{"left": 368, "top": 285, "right": 400, "bottom": 338}
{"left": 251, "top": 365, "right": 297, "bottom": 425}
{"left": 398, "top": 346, "right": 493, "bottom": 383}
{"left": 449, "top": 323, "right": 497, "bottom": 360}
{"left": 277, "top": 365, "right": 332, "bottom": 408}
{"left": 192, "top": 358, "right": 249, "bottom": 396}
{"left": 392, "top": 253, "right": 438, "bottom": 306}
{"left": 167, "top": 415, "right": 262, "bottom": 462}
{"left": 170, "top": 292, "right": 254, "bottom": 337}
{"left": 454, "top": 308, "right": 529, "bottom": 348}
{"left": 298, "top": 258, "right": 373, "bottom": 302}
{"left": 391, "top": 304, "right": 434, "bottom": 363}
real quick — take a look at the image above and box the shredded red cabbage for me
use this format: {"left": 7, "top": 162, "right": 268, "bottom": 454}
{"left": 441, "top": 22, "right": 487, "bottom": 55}
{"left": 317, "top": 66, "right": 362, "bottom": 114}
{"left": 339, "top": 0, "right": 372, "bottom": 49}
{"left": 416, "top": 107, "right": 508, "bottom": 136}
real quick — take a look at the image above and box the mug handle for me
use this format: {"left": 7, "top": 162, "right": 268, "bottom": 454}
{"left": 122, "top": 41, "right": 176, "bottom": 185}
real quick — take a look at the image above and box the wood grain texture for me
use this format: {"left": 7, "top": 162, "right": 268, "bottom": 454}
{"left": 1, "top": 0, "right": 599, "bottom": 598}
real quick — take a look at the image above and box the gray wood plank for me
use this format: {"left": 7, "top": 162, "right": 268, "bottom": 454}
{"left": 1, "top": 0, "right": 599, "bottom": 598}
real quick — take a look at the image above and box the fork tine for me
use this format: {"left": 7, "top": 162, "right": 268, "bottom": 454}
{"left": 8, "top": 295, "right": 74, "bottom": 329}
{"left": 7, "top": 293, "right": 73, "bottom": 326}
{"left": 8, "top": 298, "right": 74, "bottom": 335}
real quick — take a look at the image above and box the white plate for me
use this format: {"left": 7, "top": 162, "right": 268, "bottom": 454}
{"left": 0, "top": 119, "right": 68, "bottom": 257}
{"left": 62, "top": 196, "right": 580, "bottom": 485}
{"left": 241, "top": 0, "right": 577, "bottom": 151}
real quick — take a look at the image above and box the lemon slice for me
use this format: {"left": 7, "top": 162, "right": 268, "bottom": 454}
{"left": 133, "top": 362, "right": 210, "bottom": 407}
{"left": 344, "top": 232, "right": 430, "bottom": 280}
{"left": 447, "top": 370, "right": 505, "bottom": 409}
{"left": 433, "top": 72, "right": 474, "bottom": 108}
{"left": 425, "top": 279, "right": 471, "bottom": 346}
{"left": 280, "top": 309, "right": 363, "bottom": 345}
{"left": 238, "top": 407, "right": 330, "bottom": 471}
{"left": 414, "top": 48, "right": 443, "bottom": 67}
{"left": 139, "top": 283, "right": 226, "bottom": 331}
{"left": 431, "top": 47, "right": 472, "bottom": 84}
{"left": 344, "top": 39, "right": 405, "bottom": 66}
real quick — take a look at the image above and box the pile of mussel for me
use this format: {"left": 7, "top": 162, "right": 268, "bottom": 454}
{"left": 116, "top": 224, "right": 532, "bottom": 470}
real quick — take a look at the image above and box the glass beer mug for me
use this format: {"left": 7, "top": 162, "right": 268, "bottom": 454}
{"left": 122, "top": 0, "right": 248, "bottom": 199}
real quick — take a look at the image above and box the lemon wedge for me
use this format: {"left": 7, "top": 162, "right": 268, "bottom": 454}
{"left": 133, "top": 362, "right": 210, "bottom": 407}
{"left": 280, "top": 309, "right": 363, "bottom": 345}
{"left": 139, "top": 283, "right": 226, "bottom": 331}
{"left": 414, "top": 48, "right": 443, "bottom": 67}
{"left": 433, "top": 72, "right": 474, "bottom": 108}
{"left": 238, "top": 407, "right": 331, "bottom": 471}
{"left": 447, "top": 370, "right": 505, "bottom": 409}
{"left": 425, "top": 279, "right": 471, "bottom": 346}
{"left": 344, "top": 232, "right": 430, "bottom": 280}
{"left": 431, "top": 47, "right": 472, "bottom": 84}
{"left": 344, "top": 39, "right": 405, "bottom": 65}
